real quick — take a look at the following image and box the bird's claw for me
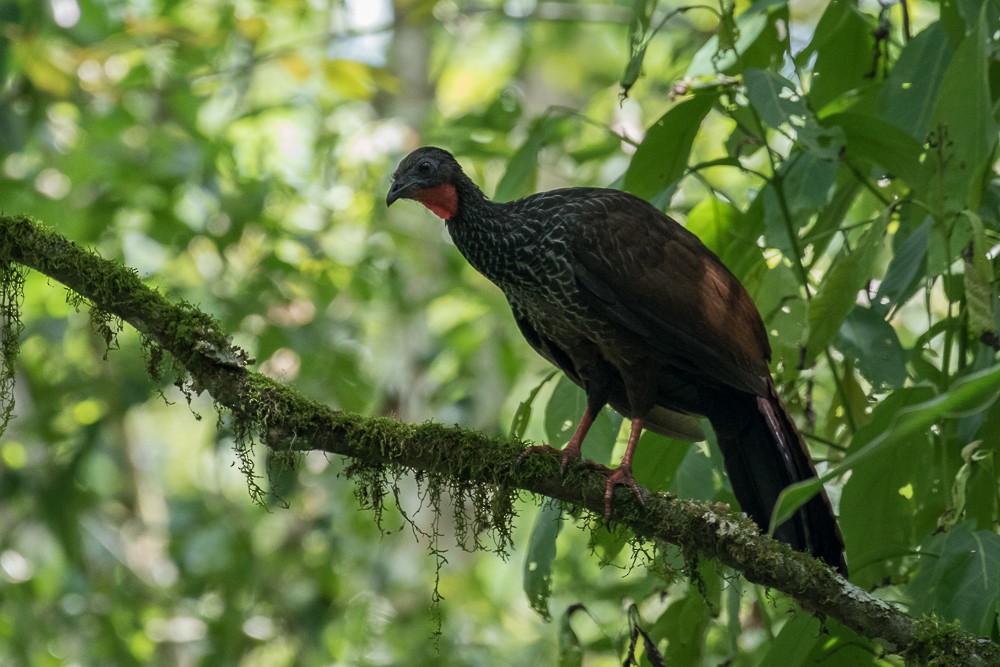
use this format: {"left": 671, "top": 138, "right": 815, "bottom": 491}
{"left": 602, "top": 466, "right": 645, "bottom": 519}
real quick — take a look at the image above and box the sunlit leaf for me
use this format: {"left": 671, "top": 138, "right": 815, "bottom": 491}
{"left": 523, "top": 499, "right": 563, "bottom": 620}
{"left": 802, "top": 0, "right": 875, "bottom": 111}
{"left": 322, "top": 58, "right": 379, "bottom": 100}
{"left": 805, "top": 216, "right": 888, "bottom": 363}
{"left": 919, "top": 9, "right": 996, "bottom": 214}
{"left": 743, "top": 69, "right": 844, "bottom": 159}
{"left": 624, "top": 92, "right": 717, "bottom": 202}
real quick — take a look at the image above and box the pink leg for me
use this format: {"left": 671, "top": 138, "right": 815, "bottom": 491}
{"left": 518, "top": 406, "right": 599, "bottom": 473}
{"left": 603, "top": 418, "right": 646, "bottom": 518}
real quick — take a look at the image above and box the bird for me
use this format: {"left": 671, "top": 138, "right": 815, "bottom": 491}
{"left": 386, "top": 146, "right": 847, "bottom": 574}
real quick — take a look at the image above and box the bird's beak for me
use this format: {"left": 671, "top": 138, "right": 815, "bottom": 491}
{"left": 386, "top": 178, "right": 410, "bottom": 207}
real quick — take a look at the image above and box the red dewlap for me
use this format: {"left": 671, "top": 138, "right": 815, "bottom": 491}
{"left": 414, "top": 183, "right": 458, "bottom": 220}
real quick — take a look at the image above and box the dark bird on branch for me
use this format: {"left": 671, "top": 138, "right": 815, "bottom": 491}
{"left": 386, "top": 146, "right": 847, "bottom": 575}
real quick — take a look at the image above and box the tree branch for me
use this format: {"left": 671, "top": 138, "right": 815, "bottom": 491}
{"left": 0, "top": 215, "right": 995, "bottom": 665}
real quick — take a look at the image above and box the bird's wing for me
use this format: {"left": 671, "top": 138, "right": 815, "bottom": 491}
{"left": 568, "top": 194, "right": 772, "bottom": 397}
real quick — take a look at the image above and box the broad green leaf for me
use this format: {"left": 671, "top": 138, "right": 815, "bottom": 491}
{"left": 874, "top": 218, "right": 931, "bottom": 316}
{"left": 495, "top": 115, "right": 563, "bottom": 202}
{"left": 954, "top": 0, "right": 1000, "bottom": 31}
{"left": 589, "top": 522, "right": 629, "bottom": 564}
{"left": 879, "top": 23, "right": 953, "bottom": 140}
{"left": 805, "top": 216, "right": 888, "bottom": 363}
{"left": 651, "top": 562, "right": 719, "bottom": 665}
{"left": 910, "top": 523, "right": 1000, "bottom": 636}
{"left": 686, "top": 2, "right": 787, "bottom": 78}
{"left": 802, "top": 171, "right": 860, "bottom": 258}
{"left": 803, "top": 0, "right": 875, "bottom": 110}
{"left": 758, "top": 613, "right": 822, "bottom": 667}
{"left": 685, "top": 195, "right": 738, "bottom": 256}
{"left": 686, "top": 195, "right": 764, "bottom": 276}
{"left": 510, "top": 371, "right": 557, "bottom": 440}
{"left": 743, "top": 69, "right": 845, "bottom": 159}
{"left": 632, "top": 431, "right": 689, "bottom": 494}
{"left": 523, "top": 499, "right": 564, "bottom": 620}
{"left": 919, "top": 8, "right": 996, "bottom": 214}
{"left": 670, "top": 441, "right": 717, "bottom": 502}
{"left": 773, "top": 364, "right": 1000, "bottom": 538}
{"left": 961, "top": 212, "right": 997, "bottom": 344}
{"left": 544, "top": 375, "right": 618, "bottom": 465}
{"left": 834, "top": 306, "right": 908, "bottom": 390}
{"left": 781, "top": 151, "right": 838, "bottom": 216}
{"left": 624, "top": 92, "right": 717, "bottom": 201}
{"left": 794, "top": 619, "right": 887, "bottom": 666}
{"left": 823, "top": 112, "right": 925, "bottom": 188}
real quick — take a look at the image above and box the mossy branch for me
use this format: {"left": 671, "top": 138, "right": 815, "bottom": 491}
{"left": 0, "top": 215, "right": 995, "bottom": 665}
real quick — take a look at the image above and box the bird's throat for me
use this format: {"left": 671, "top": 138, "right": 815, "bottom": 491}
{"left": 414, "top": 183, "right": 458, "bottom": 220}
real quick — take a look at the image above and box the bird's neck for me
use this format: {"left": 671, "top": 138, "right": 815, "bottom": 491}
{"left": 445, "top": 178, "right": 525, "bottom": 282}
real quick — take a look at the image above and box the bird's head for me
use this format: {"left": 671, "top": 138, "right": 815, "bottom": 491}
{"left": 386, "top": 147, "right": 463, "bottom": 220}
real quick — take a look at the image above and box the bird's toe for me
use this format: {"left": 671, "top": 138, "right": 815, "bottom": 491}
{"left": 602, "top": 466, "right": 645, "bottom": 518}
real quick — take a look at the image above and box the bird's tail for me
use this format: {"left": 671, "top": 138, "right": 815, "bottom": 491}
{"left": 713, "top": 381, "right": 847, "bottom": 575}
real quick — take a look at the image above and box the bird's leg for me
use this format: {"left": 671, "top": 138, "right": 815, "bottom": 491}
{"left": 517, "top": 405, "right": 600, "bottom": 473}
{"left": 602, "top": 417, "right": 646, "bottom": 518}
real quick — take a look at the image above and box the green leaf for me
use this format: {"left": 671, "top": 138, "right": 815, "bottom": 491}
{"left": 495, "top": 115, "right": 563, "bottom": 202}
{"left": 919, "top": 8, "right": 997, "bottom": 214}
{"left": 686, "top": 3, "right": 787, "bottom": 78}
{"left": 805, "top": 216, "right": 888, "bottom": 363}
{"left": 803, "top": 0, "right": 875, "bottom": 111}
{"left": 557, "top": 605, "right": 586, "bottom": 667}
{"left": 743, "top": 69, "right": 845, "bottom": 159}
{"left": 874, "top": 218, "right": 931, "bottom": 316}
{"left": 655, "top": 563, "right": 718, "bottom": 665}
{"left": 684, "top": 195, "right": 738, "bottom": 257}
{"left": 839, "top": 388, "right": 938, "bottom": 588}
{"left": 632, "top": 431, "right": 690, "bottom": 494}
{"left": 781, "top": 151, "right": 839, "bottom": 216}
{"left": 910, "top": 523, "right": 1000, "bottom": 636}
{"left": 510, "top": 371, "right": 557, "bottom": 440}
{"left": 544, "top": 375, "right": 618, "bottom": 465}
{"left": 879, "top": 23, "right": 953, "bottom": 140}
{"left": 961, "top": 212, "right": 997, "bottom": 344}
{"left": 834, "top": 306, "right": 908, "bottom": 390}
{"left": 523, "top": 499, "right": 564, "bottom": 620}
{"left": 624, "top": 92, "right": 717, "bottom": 202}
{"left": 822, "top": 112, "right": 925, "bottom": 188}
{"left": 620, "top": 0, "right": 654, "bottom": 96}
{"left": 758, "top": 613, "right": 822, "bottom": 666}
{"left": 773, "top": 364, "right": 1000, "bottom": 536}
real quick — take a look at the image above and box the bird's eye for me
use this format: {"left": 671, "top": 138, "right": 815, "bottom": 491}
{"left": 417, "top": 161, "right": 432, "bottom": 174}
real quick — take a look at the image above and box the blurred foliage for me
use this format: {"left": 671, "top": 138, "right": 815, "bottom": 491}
{"left": 2, "top": 0, "right": 1000, "bottom": 664}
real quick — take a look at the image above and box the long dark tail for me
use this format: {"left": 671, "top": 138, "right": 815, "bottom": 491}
{"left": 712, "top": 382, "right": 847, "bottom": 575}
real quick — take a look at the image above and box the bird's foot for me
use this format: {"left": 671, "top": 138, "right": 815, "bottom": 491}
{"left": 602, "top": 465, "right": 645, "bottom": 519}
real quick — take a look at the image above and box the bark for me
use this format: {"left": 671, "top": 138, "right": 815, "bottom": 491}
{"left": 0, "top": 214, "right": 995, "bottom": 665}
